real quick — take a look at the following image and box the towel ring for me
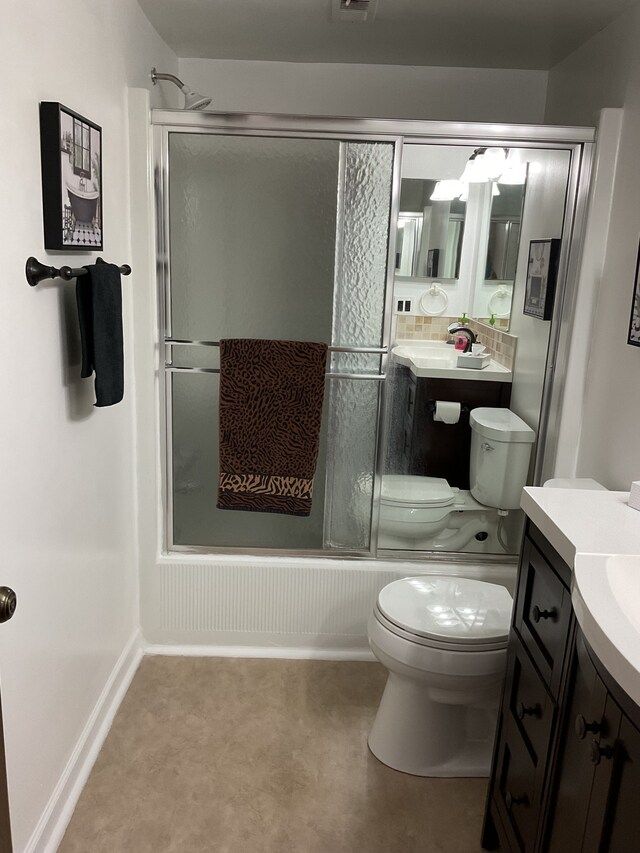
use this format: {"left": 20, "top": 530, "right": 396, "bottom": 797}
{"left": 487, "top": 285, "right": 512, "bottom": 317}
{"left": 419, "top": 283, "right": 449, "bottom": 316}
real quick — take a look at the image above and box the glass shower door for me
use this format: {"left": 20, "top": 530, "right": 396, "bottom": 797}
{"left": 163, "top": 132, "right": 394, "bottom": 553}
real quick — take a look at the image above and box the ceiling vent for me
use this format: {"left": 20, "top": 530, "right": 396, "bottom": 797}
{"left": 331, "top": 0, "right": 379, "bottom": 24}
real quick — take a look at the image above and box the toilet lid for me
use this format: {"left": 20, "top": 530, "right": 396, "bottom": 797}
{"left": 377, "top": 576, "right": 513, "bottom": 645}
{"left": 381, "top": 476, "right": 456, "bottom": 508}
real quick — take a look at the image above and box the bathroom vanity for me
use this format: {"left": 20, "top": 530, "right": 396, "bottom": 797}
{"left": 482, "top": 488, "right": 640, "bottom": 852}
{"left": 389, "top": 359, "right": 511, "bottom": 488}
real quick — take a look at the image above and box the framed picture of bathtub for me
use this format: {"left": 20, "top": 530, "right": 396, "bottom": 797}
{"left": 39, "top": 102, "right": 102, "bottom": 250}
{"left": 628, "top": 239, "right": 640, "bottom": 347}
{"left": 523, "top": 238, "right": 560, "bottom": 321}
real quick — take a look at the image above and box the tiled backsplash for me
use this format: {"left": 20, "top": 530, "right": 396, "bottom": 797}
{"left": 468, "top": 319, "right": 517, "bottom": 370}
{"left": 395, "top": 315, "right": 458, "bottom": 341}
{"left": 395, "top": 315, "right": 517, "bottom": 371}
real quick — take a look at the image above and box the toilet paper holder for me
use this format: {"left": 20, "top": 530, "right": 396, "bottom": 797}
{"left": 426, "top": 399, "right": 469, "bottom": 418}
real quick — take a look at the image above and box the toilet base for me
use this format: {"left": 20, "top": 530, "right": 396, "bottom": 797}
{"left": 368, "top": 672, "right": 499, "bottom": 777}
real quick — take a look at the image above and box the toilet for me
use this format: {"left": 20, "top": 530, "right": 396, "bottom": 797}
{"left": 378, "top": 407, "right": 536, "bottom": 553}
{"left": 368, "top": 574, "right": 513, "bottom": 777}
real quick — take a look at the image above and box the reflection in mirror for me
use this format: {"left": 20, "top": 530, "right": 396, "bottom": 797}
{"left": 395, "top": 145, "right": 476, "bottom": 282}
{"left": 396, "top": 180, "right": 466, "bottom": 279}
{"left": 474, "top": 178, "right": 527, "bottom": 330}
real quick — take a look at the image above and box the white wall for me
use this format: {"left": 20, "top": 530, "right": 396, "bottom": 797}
{"left": 545, "top": 6, "right": 640, "bottom": 488}
{"left": 507, "top": 149, "right": 572, "bottom": 433}
{"left": 178, "top": 58, "right": 549, "bottom": 124}
{"left": 0, "top": 2, "right": 176, "bottom": 850}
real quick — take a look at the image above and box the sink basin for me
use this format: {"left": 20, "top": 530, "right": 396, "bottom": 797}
{"left": 391, "top": 341, "right": 512, "bottom": 383}
{"left": 607, "top": 555, "right": 640, "bottom": 634}
{"left": 573, "top": 553, "right": 640, "bottom": 705}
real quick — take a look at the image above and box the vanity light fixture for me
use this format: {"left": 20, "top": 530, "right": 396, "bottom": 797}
{"left": 459, "top": 147, "right": 511, "bottom": 184}
{"left": 498, "top": 152, "right": 528, "bottom": 185}
{"left": 430, "top": 180, "right": 465, "bottom": 201}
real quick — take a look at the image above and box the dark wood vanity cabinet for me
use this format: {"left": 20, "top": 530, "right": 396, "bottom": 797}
{"left": 389, "top": 365, "right": 511, "bottom": 487}
{"left": 483, "top": 522, "right": 640, "bottom": 852}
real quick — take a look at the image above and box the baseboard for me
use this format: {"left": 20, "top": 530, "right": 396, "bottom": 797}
{"left": 25, "top": 630, "right": 143, "bottom": 853}
{"left": 144, "top": 642, "right": 376, "bottom": 662}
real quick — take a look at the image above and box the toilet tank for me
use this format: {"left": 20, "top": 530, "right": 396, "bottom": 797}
{"left": 469, "top": 408, "right": 536, "bottom": 510}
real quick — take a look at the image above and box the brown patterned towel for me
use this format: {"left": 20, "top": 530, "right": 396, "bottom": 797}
{"left": 217, "top": 339, "right": 328, "bottom": 516}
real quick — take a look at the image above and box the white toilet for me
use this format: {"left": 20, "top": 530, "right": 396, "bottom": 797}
{"left": 368, "top": 575, "right": 513, "bottom": 777}
{"left": 378, "top": 407, "right": 536, "bottom": 552}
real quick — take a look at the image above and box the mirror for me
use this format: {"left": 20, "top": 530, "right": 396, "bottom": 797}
{"left": 395, "top": 145, "right": 476, "bottom": 282}
{"left": 396, "top": 182, "right": 466, "bottom": 278}
{"left": 474, "top": 180, "right": 527, "bottom": 330}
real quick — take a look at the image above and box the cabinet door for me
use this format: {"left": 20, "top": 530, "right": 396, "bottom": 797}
{"left": 546, "top": 635, "right": 609, "bottom": 852}
{"left": 588, "top": 707, "right": 640, "bottom": 852}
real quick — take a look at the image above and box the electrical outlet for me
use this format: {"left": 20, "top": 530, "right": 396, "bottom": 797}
{"left": 396, "top": 298, "right": 413, "bottom": 314}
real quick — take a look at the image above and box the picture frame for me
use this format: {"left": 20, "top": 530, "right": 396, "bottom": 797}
{"left": 39, "top": 102, "right": 102, "bottom": 250}
{"left": 523, "top": 238, "right": 561, "bottom": 320}
{"left": 426, "top": 248, "right": 440, "bottom": 277}
{"left": 628, "top": 239, "right": 640, "bottom": 347}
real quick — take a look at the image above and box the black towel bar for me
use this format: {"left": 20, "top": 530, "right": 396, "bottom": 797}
{"left": 26, "top": 256, "right": 132, "bottom": 287}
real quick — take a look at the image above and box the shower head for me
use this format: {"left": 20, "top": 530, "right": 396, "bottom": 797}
{"left": 150, "top": 68, "right": 212, "bottom": 111}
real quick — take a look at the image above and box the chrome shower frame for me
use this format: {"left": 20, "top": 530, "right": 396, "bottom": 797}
{"left": 151, "top": 109, "right": 595, "bottom": 561}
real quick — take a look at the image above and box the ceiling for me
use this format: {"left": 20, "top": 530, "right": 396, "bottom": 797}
{"left": 138, "top": 0, "right": 636, "bottom": 70}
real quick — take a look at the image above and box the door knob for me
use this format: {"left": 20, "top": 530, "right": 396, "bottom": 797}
{"left": 0, "top": 587, "right": 16, "bottom": 623}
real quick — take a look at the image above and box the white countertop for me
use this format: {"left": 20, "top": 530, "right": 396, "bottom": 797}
{"left": 521, "top": 487, "right": 640, "bottom": 566}
{"left": 521, "top": 486, "right": 640, "bottom": 705}
{"left": 393, "top": 342, "right": 512, "bottom": 383}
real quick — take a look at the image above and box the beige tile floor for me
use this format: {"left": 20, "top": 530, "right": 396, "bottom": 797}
{"left": 59, "top": 657, "right": 487, "bottom": 853}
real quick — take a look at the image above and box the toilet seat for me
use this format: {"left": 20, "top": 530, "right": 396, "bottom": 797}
{"left": 376, "top": 576, "right": 512, "bottom": 651}
{"left": 381, "top": 476, "right": 456, "bottom": 509}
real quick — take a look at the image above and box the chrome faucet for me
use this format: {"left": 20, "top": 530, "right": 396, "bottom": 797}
{"left": 447, "top": 323, "right": 477, "bottom": 353}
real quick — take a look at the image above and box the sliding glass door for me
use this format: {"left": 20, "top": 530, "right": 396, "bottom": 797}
{"left": 162, "top": 131, "right": 395, "bottom": 553}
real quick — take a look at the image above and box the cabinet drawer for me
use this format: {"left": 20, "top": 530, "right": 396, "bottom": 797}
{"left": 507, "top": 639, "right": 556, "bottom": 769}
{"left": 514, "top": 537, "right": 572, "bottom": 697}
{"left": 495, "top": 717, "right": 540, "bottom": 852}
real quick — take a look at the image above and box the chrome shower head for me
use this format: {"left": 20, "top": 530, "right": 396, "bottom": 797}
{"left": 150, "top": 68, "right": 211, "bottom": 111}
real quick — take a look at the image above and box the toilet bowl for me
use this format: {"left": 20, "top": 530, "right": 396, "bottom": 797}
{"left": 379, "top": 408, "right": 536, "bottom": 553}
{"left": 367, "top": 575, "right": 513, "bottom": 777}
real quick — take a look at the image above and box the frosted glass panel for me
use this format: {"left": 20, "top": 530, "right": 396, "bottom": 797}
{"left": 167, "top": 133, "right": 394, "bottom": 552}
{"left": 169, "top": 134, "right": 339, "bottom": 342}
{"left": 172, "top": 372, "right": 327, "bottom": 549}
{"left": 331, "top": 142, "right": 394, "bottom": 348}
{"left": 323, "top": 379, "right": 380, "bottom": 550}
{"left": 324, "top": 142, "right": 393, "bottom": 549}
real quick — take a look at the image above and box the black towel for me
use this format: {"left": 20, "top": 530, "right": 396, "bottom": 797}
{"left": 76, "top": 259, "right": 124, "bottom": 407}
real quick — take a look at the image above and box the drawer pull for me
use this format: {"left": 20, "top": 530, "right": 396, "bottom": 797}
{"left": 505, "top": 791, "right": 529, "bottom": 809}
{"left": 575, "top": 714, "right": 602, "bottom": 740}
{"left": 531, "top": 605, "right": 557, "bottom": 623}
{"left": 590, "top": 740, "right": 614, "bottom": 766}
{"left": 517, "top": 702, "right": 541, "bottom": 720}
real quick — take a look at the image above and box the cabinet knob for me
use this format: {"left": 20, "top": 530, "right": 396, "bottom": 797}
{"left": 505, "top": 791, "right": 529, "bottom": 809}
{"left": 517, "top": 702, "right": 541, "bottom": 720}
{"left": 532, "top": 605, "right": 557, "bottom": 623}
{"left": 590, "top": 740, "right": 614, "bottom": 766}
{"left": 575, "top": 714, "right": 602, "bottom": 740}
